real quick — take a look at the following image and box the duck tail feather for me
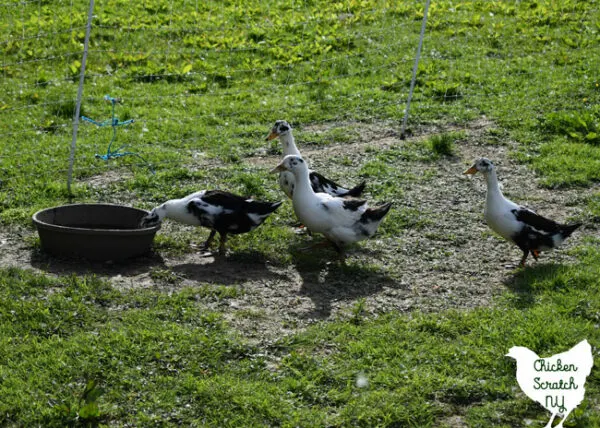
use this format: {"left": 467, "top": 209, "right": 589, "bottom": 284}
{"left": 561, "top": 222, "right": 582, "bottom": 238}
{"left": 344, "top": 181, "right": 366, "bottom": 198}
{"left": 363, "top": 202, "right": 393, "bottom": 222}
{"left": 246, "top": 200, "right": 283, "bottom": 214}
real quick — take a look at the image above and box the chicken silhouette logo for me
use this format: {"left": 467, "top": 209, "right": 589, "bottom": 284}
{"left": 506, "top": 340, "right": 593, "bottom": 428}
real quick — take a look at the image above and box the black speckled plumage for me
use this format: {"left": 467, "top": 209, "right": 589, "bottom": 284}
{"left": 342, "top": 198, "right": 368, "bottom": 211}
{"left": 141, "top": 190, "right": 281, "bottom": 255}
{"left": 187, "top": 190, "right": 281, "bottom": 235}
{"left": 359, "top": 202, "right": 393, "bottom": 226}
{"left": 511, "top": 207, "right": 582, "bottom": 258}
{"left": 309, "top": 172, "right": 366, "bottom": 198}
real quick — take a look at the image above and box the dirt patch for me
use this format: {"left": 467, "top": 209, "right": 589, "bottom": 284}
{"left": 0, "top": 227, "right": 36, "bottom": 269}
{"left": 80, "top": 168, "right": 134, "bottom": 187}
{"left": 1, "top": 118, "right": 595, "bottom": 345}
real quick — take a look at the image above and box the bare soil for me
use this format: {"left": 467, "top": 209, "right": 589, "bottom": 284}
{"left": 1, "top": 118, "right": 595, "bottom": 344}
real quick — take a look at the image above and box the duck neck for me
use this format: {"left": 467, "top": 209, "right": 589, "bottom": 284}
{"left": 280, "top": 132, "right": 301, "bottom": 156}
{"left": 484, "top": 169, "right": 503, "bottom": 204}
{"left": 292, "top": 165, "right": 314, "bottom": 200}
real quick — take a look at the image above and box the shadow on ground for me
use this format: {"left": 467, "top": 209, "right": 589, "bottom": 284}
{"left": 30, "top": 248, "right": 166, "bottom": 277}
{"left": 502, "top": 262, "right": 565, "bottom": 308}
{"left": 171, "top": 249, "right": 290, "bottom": 286}
{"left": 291, "top": 247, "right": 401, "bottom": 319}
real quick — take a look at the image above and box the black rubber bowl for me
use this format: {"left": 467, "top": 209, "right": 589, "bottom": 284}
{"left": 32, "top": 204, "right": 160, "bottom": 261}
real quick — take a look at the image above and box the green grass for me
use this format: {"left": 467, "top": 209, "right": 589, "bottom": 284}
{"left": 1, "top": 0, "right": 600, "bottom": 426}
{"left": 0, "top": 0, "right": 599, "bottom": 222}
{"left": 2, "top": 244, "right": 599, "bottom": 426}
{"left": 426, "top": 132, "right": 463, "bottom": 157}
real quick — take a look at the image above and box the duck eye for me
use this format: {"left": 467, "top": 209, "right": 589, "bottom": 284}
{"left": 280, "top": 125, "right": 289, "bottom": 132}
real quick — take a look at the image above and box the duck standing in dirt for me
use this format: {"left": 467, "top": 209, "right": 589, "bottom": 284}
{"left": 140, "top": 190, "right": 282, "bottom": 255}
{"left": 464, "top": 157, "right": 581, "bottom": 267}
{"left": 271, "top": 154, "right": 392, "bottom": 260}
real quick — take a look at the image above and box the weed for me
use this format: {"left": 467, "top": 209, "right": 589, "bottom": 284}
{"left": 350, "top": 298, "right": 367, "bottom": 325}
{"left": 149, "top": 267, "right": 183, "bottom": 285}
{"left": 54, "top": 380, "right": 105, "bottom": 427}
{"left": 50, "top": 99, "right": 80, "bottom": 119}
{"left": 427, "top": 132, "right": 456, "bottom": 156}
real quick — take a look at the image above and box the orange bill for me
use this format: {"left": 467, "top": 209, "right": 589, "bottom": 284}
{"left": 270, "top": 162, "right": 285, "bottom": 174}
{"left": 265, "top": 131, "right": 279, "bottom": 141}
{"left": 463, "top": 165, "right": 478, "bottom": 175}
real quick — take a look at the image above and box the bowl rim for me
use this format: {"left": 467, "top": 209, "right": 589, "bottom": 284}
{"left": 32, "top": 203, "right": 161, "bottom": 235}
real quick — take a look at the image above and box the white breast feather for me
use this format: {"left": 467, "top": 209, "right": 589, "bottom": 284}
{"left": 485, "top": 194, "right": 522, "bottom": 241}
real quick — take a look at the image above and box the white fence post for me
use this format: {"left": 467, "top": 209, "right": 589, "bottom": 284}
{"left": 400, "top": 0, "right": 431, "bottom": 139}
{"left": 67, "top": 0, "right": 95, "bottom": 194}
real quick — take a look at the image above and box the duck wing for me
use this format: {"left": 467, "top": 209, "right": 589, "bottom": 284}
{"left": 511, "top": 207, "right": 561, "bottom": 233}
{"left": 189, "top": 190, "right": 281, "bottom": 234}
{"left": 510, "top": 206, "right": 582, "bottom": 253}
{"left": 309, "top": 171, "right": 366, "bottom": 197}
{"left": 315, "top": 196, "right": 369, "bottom": 227}
{"left": 201, "top": 190, "right": 281, "bottom": 214}
{"left": 200, "top": 190, "right": 248, "bottom": 210}
{"left": 187, "top": 196, "right": 230, "bottom": 229}
{"left": 316, "top": 197, "right": 391, "bottom": 245}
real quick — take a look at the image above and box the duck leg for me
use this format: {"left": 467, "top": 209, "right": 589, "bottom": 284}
{"left": 292, "top": 222, "right": 312, "bottom": 236}
{"left": 330, "top": 241, "right": 347, "bottom": 264}
{"left": 531, "top": 249, "right": 540, "bottom": 261}
{"left": 218, "top": 233, "right": 228, "bottom": 256}
{"left": 201, "top": 230, "right": 216, "bottom": 251}
{"left": 299, "top": 239, "right": 333, "bottom": 251}
{"left": 519, "top": 249, "right": 529, "bottom": 268}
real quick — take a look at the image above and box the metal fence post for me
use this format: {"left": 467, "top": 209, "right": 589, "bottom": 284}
{"left": 400, "top": 0, "right": 431, "bottom": 139}
{"left": 67, "top": 0, "right": 95, "bottom": 194}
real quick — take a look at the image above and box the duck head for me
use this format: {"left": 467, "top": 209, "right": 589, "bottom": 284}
{"left": 270, "top": 154, "right": 306, "bottom": 174}
{"left": 463, "top": 157, "right": 495, "bottom": 175}
{"left": 265, "top": 120, "right": 292, "bottom": 141}
{"left": 139, "top": 204, "right": 167, "bottom": 228}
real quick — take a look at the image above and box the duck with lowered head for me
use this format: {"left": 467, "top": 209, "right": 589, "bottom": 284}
{"left": 140, "top": 190, "right": 282, "bottom": 255}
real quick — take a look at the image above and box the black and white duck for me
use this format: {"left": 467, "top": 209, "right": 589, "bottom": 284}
{"left": 140, "top": 190, "right": 282, "bottom": 255}
{"left": 266, "top": 120, "right": 366, "bottom": 199}
{"left": 464, "top": 158, "right": 582, "bottom": 267}
{"left": 271, "top": 155, "right": 392, "bottom": 259}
